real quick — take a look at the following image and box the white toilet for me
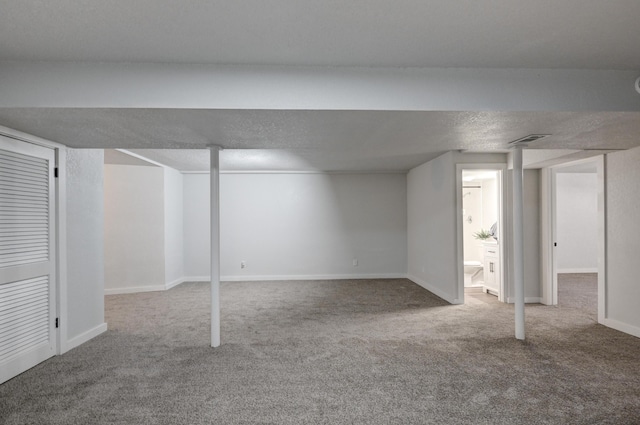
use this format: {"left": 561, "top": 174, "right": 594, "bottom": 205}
{"left": 463, "top": 261, "right": 483, "bottom": 286}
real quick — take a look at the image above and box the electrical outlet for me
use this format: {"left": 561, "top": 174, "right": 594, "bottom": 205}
{"left": 241, "top": 261, "right": 246, "bottom": 269}
{"left": 352, "top": 259, "right": 358, "bottom": 267}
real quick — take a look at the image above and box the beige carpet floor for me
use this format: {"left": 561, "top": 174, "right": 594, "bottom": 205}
{"left": 1, "top": 275, "right": 639, "bottom": 424}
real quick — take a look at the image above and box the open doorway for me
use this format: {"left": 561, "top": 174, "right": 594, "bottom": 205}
{"left": 456, "top": 165, "right": 506, "bottom": 303}
{"left": 545, "top": 158, "right": 601, "bottom": 318}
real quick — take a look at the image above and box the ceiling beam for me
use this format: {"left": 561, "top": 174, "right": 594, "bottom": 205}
{"left": 1, "top": 61, "right": 639, "bottom": 112}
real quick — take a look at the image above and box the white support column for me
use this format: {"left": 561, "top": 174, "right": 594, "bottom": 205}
{"left": 512, "top": 146, "right": 526, "bottom": 340}
{"left": 209, "top": 146, "right": 222, "bottom": 347}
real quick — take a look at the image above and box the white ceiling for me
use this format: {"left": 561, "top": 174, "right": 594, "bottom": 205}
{"left": 1, "top": 109, "right": 639, "bottom": 171}
{"left": 2, "top": 1, "right": 640, "bottom": 69}
{"left": 1, "top": 2, "right": 639, "bottom": 171}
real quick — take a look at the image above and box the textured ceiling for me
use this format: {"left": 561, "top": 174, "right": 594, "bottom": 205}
{"left": 1, "top": 109, "right": 638, "bottom": 171}
{"left": 1, "top": 1, "right": 640, "bottom": 69}
{"left": 2, "top": 2, "right": 639, "bottom": 172}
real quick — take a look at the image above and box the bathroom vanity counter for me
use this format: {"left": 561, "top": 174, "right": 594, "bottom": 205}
{"left": 482, "top": 242, "right": 500, "bottom": 296}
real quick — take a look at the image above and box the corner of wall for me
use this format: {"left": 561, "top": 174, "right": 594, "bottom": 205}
{"left": 603, "top": 147, "right": 640, "bottom": 335}
{"left": 163, "top": 167, "right": 185, "bottom": 286}
{"left": 406, "top": 275, "right": 460, "bottom": 304}
{"left": 65, "top": 148, "right": 106, "bottom": 347}
{"left": 64, "top": 323, "right": 108, "bottom": 353}
{"left": 407, "top": 152, "right": 459, "bottom": 304}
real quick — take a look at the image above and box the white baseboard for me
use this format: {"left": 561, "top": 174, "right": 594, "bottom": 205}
{"left": 506, "top": 296, "right": 543, "bottom": 304}
{"left": 601, "top": 318, "right": 640, "bottom": 339}
{"left": 557, "top": 268, "right": 598, "bottom": 274}
{"left": 104, "top": 285, "right": 166, "bottom": 295}
{"left": 106, "top": 274, "right": 408, "bottom": 294}
{"left": 105, "top": 278, "right": 189, "bottom": 295}
{"left": 65, "top": 323, "right": 108, "bottom": 352}
{"left": 406, "top": 274, "right": 459, "bottom": 304}
{"left": 220, "top": 273, "right": 406, "bottom": 282}
{"left": 165, "top": 277, "right": 189, "bottom": 290}
{"left": 181, "top": 276, "right": 211, "bottom": 282}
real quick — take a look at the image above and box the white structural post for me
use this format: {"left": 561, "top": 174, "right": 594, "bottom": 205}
{"left": 513, "top": 146, "right": 525, "bottom": 340}
{"left": 209, "top": 145, "right": 222, "bottom": 347}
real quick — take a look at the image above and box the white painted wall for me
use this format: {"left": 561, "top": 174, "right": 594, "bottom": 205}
{"left": 482, "top": 177, "right": 498, "bottom": 231}
{"left": 104, "top": 164, "right": 166, "bottom": 293}
{"left": 164, "top": 167, "right": 184, "bottom": 287}
{"left": 503, "top": 169, "right": 542, "bottom": 302}
{"left": 65, "top": 149, "right": 107, "bottom": 344}
{"left": 522, "top": 170, "right": 541, "bottom": 300}
{"left": 605, "top": 146, "right": 640, "bottom": 334}
{"left": 183, "top": 174, "right": 210, "bottom": 278}
{"left": 408, "top": 152, "right": 507, "bottom": 303}
{"left": 407, "top": 152, "right": 458, "bottom": 302}
{"left": 183, "top": 173, "right": 407, "bottom": 280}
{"left": 462, "top": 187, "right": 483, "bottom": 262}
{"left": 556, "top": 173, "right": 598, "bottom": 272}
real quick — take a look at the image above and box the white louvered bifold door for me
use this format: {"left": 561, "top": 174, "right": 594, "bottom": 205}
{"left": 0, "top": 136, "right": 56, "bottom": 384}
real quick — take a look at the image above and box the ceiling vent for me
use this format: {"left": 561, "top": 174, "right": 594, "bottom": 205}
{"left": 508, "top": 134, "right": 550, "bottom": 146}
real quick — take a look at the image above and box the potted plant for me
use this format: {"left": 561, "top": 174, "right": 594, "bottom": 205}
{"left": 473, "top": 229, "right": 493, "bottom": 241}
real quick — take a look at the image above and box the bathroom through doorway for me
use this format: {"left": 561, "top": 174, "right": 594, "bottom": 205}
{"left": 457, "top": 165, "right": 506, "bottom": 304}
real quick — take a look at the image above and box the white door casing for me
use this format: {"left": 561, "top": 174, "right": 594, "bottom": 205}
{"left": 541, "top": 156, "right": 605, "bottom": 324}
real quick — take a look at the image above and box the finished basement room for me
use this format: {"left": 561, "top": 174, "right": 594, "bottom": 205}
{"left": 2, "top": 1, "right": 640, "bottom": 423}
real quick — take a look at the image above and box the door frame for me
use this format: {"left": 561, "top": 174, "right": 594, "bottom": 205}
{"left": 540, "top": 156, "right": 605, "bottom": 322}
{"left": 456, "top": 163, "right": 507, "bottom": 303}
{"left": 0, "top": 125, "right": 69, "bottom": 355}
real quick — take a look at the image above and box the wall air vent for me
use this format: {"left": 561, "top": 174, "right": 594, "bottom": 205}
{"left": 508, "top": 134, "right": 550, "bottom": 145}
